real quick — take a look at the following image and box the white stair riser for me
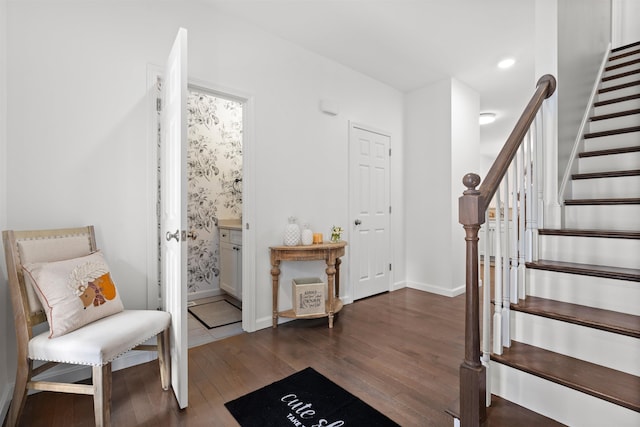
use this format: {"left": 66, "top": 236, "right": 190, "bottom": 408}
{"left": 601, "top": 73, "right": 640, "bottom": 89}
{"left": 564, "top": 204, "right": 640, "bottom": 230}
{"left": 527, "top": 269, "right": 640, "bottom": 316}
{"left": 594, "top": 97, "right": 640, "bottom": 116}
{"left": 490, "top": 362, "right": 640, "bottom": 427}
{"left": 583, "top": 132, "right": 640, "bottom": 151}
{"left": 578, "top": 151, "right": 640, "bottom": 173}
{"left": 539, "top": 234, "right": 640, "bottom": 269}
{"left": 589, "top": 114, "right": 640, "bottom": 133}
{"left": 572, "top": 175, "right": 640, "bottom": 199}
{"left": 597, "top": 85, "right": 640, "bottom": 102}
{"left": 510, "top": 311, "right": 640, "bottom": 375}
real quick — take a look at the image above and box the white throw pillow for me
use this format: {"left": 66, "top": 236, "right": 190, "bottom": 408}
{"left": 23, "top": 251, "right": 124, "bottom": 338}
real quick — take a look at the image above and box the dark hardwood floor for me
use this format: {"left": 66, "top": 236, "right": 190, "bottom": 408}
{"left": 16, "top": 289, "right": 462, "bottom": 426}
{"left": 14, "top": 287, "right": 560, "bottom": 426}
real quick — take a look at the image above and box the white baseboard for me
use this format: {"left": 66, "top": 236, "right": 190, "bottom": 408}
{"left": 406, "top": 281, "right": 465, "bottom": 297}
{"left": 187, "top": 288, "right": 223, "bottom": 302}
{"left": 391, "top": 281, "right": 406, "bottom": 292}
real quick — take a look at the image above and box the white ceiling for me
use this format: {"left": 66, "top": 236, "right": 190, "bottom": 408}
{"left": 211, "top": 0, "right": 538, "bottom": 157}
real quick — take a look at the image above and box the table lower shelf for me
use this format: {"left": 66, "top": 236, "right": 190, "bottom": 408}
{"left": 278, "top": 298, "right": 344, "bottom": 320}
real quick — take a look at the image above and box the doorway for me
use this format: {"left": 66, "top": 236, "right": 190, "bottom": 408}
{"left": 184, "top": 87, "right": 244, "bottom": 347}
{"left": 149, "top": 72, "right": 253, "bottom": 345}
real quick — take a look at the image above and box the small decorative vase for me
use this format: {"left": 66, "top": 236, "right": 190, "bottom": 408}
{"left": 301, "top": 223, "right": 313, "bottom": 245}
{"left": 283, "top": 217, "right": 301, "bottom": 246}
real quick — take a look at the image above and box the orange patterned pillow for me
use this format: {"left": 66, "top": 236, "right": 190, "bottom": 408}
{"left": 23, "top": 251, "right": 124, "bottom": 338}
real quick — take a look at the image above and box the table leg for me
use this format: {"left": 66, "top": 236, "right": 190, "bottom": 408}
{"left": 325, "top": 257, "right": 336, "bottom": 328}
{"left": 270, "top": 260, "right": 281, "bottom": 328}
{"left": 335, "top": 257, "right": 342, "bottom": 298}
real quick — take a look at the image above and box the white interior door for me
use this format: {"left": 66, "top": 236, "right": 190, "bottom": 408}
{"left": 349, "top": 123, "right": 391, "bottom": 300}
{"left": 161, "top": 27, "right": 188, "bottom": 409}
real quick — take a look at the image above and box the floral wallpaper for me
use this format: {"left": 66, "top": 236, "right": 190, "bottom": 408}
{"left": 156, "top": 79, "right": 243, "bottom": 296}
{"left": 186, "top": 90, "right": 243, "bottom": 294}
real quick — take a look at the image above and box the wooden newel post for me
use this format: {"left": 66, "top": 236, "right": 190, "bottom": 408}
{"left": 458, "top": 173, "right": 486, "bottom": 426}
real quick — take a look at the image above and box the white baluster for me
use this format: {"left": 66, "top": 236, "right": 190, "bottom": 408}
{"left": 518, "top": 141, "right": 527, "bottom": 301}
{"left": 536, "top": 111, "right": 545, "bottom": 236}
{"left": 525, "top": 123, "right": 534, "bottom": 263}
{"left": 510, "top": 162, "right": 518, "bottom": 305}
{"left": 493, "top": 190, "right": 503, "bottom": 356}
{"left": 481, "top": 212, "right": 491, "bottom": 406}
{"left": 502, "top": 173, "right": 511, "bottom": 348}
{"left": 531, "top": 115, "right": 540, "bottom": 261}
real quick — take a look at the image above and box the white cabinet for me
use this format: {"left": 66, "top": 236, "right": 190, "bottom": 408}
{"left": 219, "top": 228, "right": 242, "bottom": 300}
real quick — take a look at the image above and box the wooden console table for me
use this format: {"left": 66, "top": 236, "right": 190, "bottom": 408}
{"left": 270, "top": 241, "right": 346, "bottom": 328}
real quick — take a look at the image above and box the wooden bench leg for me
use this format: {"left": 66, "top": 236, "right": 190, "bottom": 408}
{"left": 93, "top": 364, "right": 112, "bottom": 427}
{"left": 158, "top": 327, "right": 171, "bottom": 390}
{"left": 8, "top": 359, "right": 31, "bottom": 427}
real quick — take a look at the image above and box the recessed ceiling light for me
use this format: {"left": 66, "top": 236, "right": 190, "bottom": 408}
{"left": 479, "top": 112, "right": 496, "bottom": 125}
{"left": 497, "top": 58, "right": 516, "bottom": 69}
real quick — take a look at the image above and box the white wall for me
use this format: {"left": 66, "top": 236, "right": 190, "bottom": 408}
{"left": 450, "top": 79, "right": 481, "bottom": 290}
{"left": 5, "top": 0, "right": 403, "bottom": 335}
{"left": 404, "top": 78, "right": 479, "bottom": 296}
{"left": 612, "top": 0, "right": 640, "bottom": 48}
{"left": 0, "top": 0, "right": 9, "bottom": 420}
{"left": 556, "top": 0, "right": 611, "bottom": 184}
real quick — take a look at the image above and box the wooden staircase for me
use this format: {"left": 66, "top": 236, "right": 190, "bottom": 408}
{"left": 487, "top": 41, "right": 640, "bottom": 426}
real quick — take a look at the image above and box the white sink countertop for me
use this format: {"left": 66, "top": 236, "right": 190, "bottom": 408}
{"left": 218, "top": 219, "right": 242, "bottom": 230}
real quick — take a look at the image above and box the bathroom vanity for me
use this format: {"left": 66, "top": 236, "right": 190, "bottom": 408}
{"left": 218, "top": 219, "right": 242, "bottom": 300}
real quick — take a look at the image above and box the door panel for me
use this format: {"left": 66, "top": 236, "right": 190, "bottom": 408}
{"left": 161, "top": 28, "right": 188, "bottom": 409}
{"left": 349, "top": 124, "right": 391, "bottom": 300}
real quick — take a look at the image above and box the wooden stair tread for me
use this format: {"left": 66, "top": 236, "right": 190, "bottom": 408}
{"left": 598, "top": 79, "right": 640, "bottom": 94}
{"left": 594, "top": 93, "right": 640, "bottom": 107}
{"left": 590, "top": 108, "right": 640, "bottom": 121}
{"left": 526, "top": 259, "right": 640, "bottom": 282}
{"left": 539, "top": 228, "right": 640, "bottom": 239}
{"left": 511, "top": 295, "right": 640, "bottom": 338}
{"left": 583, "top": 125, "right": 640, "bottom": 139}
{"left": 611, "top": 41, "right": 640, "bottom": 53}
{"left": 606, "top": 58, "right": 640, "bottom": 72}
{"left": 491, "top": 341, "right": 640, "bottom": 413}
{"left": 564, "top": 197, "right": 640, "bottom": 205}
{"left": 446, "top": 395, "right": 565, "bottom": 426}
{"left": 572, "top": 169, "right": 640, "bottom": 180}
{"left": 602, "top": 68, "right": 640, "bottom": 83}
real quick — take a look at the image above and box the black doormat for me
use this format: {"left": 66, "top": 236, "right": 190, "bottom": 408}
{"left": 225, "top": 367, "right": 400, "bottom": 427}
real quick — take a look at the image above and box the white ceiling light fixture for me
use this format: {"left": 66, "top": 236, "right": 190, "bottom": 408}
{"left": 479, "top": 112, "right": 496, "bottom": 125}
{"left": 497, "top": 58, "right": 516, "bottom": 69}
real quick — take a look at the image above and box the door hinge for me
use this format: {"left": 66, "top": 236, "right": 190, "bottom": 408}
{"left": 389, "top": 206, "right": 392, "bottom": 214}
{"left": 389, "top": 263, "right": 392, "bottom": 271}
{"left": 156, "top": 98, "right": 162, "bottom": 112}
{"left": 389, "top": 148, "right": 392, "bottom": 156}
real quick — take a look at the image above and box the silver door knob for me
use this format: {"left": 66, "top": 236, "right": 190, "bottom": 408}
{"left": 354, "top": 219, "right": 362, "bottom": 226}
{"left": 166, "top": 230, "right": 180, "bottom": 242}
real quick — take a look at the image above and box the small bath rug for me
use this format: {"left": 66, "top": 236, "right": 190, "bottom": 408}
{"left": 225, "top": 367, "right": 400, "bottom": 427}
{"left": 188, "top": 299, "right": 242, "bottom": 329}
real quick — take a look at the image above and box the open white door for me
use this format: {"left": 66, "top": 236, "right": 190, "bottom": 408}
{"left": 349, "top": 123, "right": 391, "bottom": 300}
{"left": 161, "top": 27, "right": 188, "bottom": 409}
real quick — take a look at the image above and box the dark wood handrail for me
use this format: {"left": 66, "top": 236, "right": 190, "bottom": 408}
{"left": 457, "top": 74, "right": 556, "bottom": 427}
